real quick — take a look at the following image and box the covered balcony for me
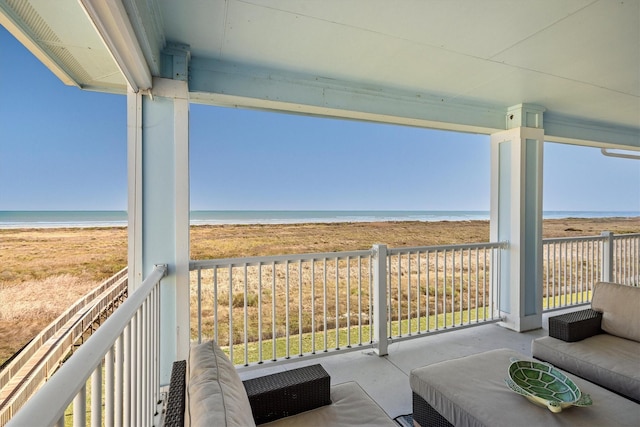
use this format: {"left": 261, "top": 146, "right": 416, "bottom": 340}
{"left": 1, "top": 1, "right": 638, "bottom": 426}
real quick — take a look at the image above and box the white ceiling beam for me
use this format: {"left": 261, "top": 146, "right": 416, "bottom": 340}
{"left": 190, "top": 58, "right": 640, "bottom": 149}
{"left": 79, "top": 0, "right": 152, "bottom": 92}
{"left": 189, "top": 58, "right": 505, "bottom": 136}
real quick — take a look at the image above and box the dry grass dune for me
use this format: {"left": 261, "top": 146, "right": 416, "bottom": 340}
{"left": 1, "top": 217, "right": 638, "bottom": 364}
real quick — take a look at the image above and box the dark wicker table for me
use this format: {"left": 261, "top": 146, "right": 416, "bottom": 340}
{"left": 548, "top": 308, "right": 602, "bottom": 342}
{"left": 243, "top": 364, "right": 331, "bottom": 424}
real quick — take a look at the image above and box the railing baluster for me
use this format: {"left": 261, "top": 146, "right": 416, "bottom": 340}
{"left": 311, "top": 260, "right": 316, "bottom": 353}
{"left": 285, "top": 261, "right": 290, "bottom": 358}
{"left": 73, "top": 383, "right": 86, "bottom": 427}
{"left": 105, "top": 347, "right": 114, "bottom": 427}
{"left": 368, "top": 254, "right": 373, "bottom": 344}
{"left": 416, "top": 251, "right": 421, "bottom": 333}
{"left": 466, "top": 248, "right": 471, "bottom": 324}
{"left": 346, "top": 256, "right": 351, "bottom": 347}
{"left": 579, "top": 241, "right": 584, "bottom": 303}
{"left": 358, "top": 256, "right": 362, "bottom": 344}
{"left": 272, "top": 261, "right": 277, "bottom": 360}
{"left": 90, "top": 364, "right": 102, "bottom": 427}
{"left": 551, "top": 242, "right": 556, "bottom": 309}
{"left": 426, "top": 251, "right": 431, "bottom": 331}
{"left": 434, "top": 251, "right": 439, "bottom": 330}
{"left": 258, "top": 264, "right": 263, "bottom": 364}
{"left": 115, "top": 334, "right": 123, "bottom": 427}
{"left": 123, "top": 324, "right": 131, "bottom": 427}
{"left": 335, "top": 257, "right": 340, "bottom": 350}
{"left": 298, "top": 260, "right": 303, "bottom": 356}
{"left": 244, "top": 264, "right": 249, "bottom": 365}
{"left": 475, "top": 249, "right": 479, "bottom": 323}
{"left": 132, "top": 313, "right": 139, "bottom": 427}
{"left": 197, "top": 268, "right": 202, "bottom": 343}
{"left": 214, "top": 267, "right": 218, "bottom": 343}
{"left": 407, "top": 252, "right": 412, "bottom": 335}
{"left": 228, "top": 266, "right": 233, "bottom": 362}
{"left": 142, "top": 300, "right": 149, "bottom": 427}
{"left": 459, "top": 249, "right": 463, "bottom": 325}
{"left": 397, "top": 253, "right": 401, "bottom": 336}
{"left": 323, "top": 258, "right": 328, "bottom": 352}
{"left": 387, "top": 254, "right": 392, "bottom": 338}
{"left": 443, "top": 249, "right": 448, "bottom": 328}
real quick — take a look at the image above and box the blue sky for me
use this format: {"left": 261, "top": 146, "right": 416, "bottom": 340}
{"left": 1, "top": 26, "right": 639, "bottom": 212}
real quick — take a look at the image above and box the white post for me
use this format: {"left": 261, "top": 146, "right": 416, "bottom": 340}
{"left": 372, "top": 244, "right": 388, "bottom": 356}
{"left": 490, "top": 104, "right": 545, "bottom": 332}
{"left": 127, "top": 77, "right": 190, "bottom": 385}
{"left": 601, "top": 231, "right": 614, "bottom": 282}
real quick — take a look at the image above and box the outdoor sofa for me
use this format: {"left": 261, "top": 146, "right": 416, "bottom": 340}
{"left": 164, "top": 340, "right": 396, "bottom": 426}
{"left": 532, "top": 281, "right": 640, "bottom": 402}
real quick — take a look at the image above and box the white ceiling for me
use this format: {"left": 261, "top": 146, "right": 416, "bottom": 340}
{"left": 1, "top": 0, "right": 638, "bottom": 147}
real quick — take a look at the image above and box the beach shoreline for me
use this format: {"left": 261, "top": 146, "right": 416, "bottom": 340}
{"left": 1, "top": 210, "right": 639, "bottom": 229}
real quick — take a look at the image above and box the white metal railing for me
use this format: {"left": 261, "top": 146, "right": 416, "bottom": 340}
{"left": 190, "top": 250, "right": 374, "bottom": 366}
{"left": 6, "top": 265, "right": 167, "bottom": 427}
{"left": 0, "top": 270, "right": 128, "bottom": 426}
{"left": 386, "top": 242, "right": 504, "bottom": 341}
{"left": 611, "top": 233, "right": 640, "bottom": 285}
{"left": 542, "top": 232, "right": 639, "bottom": 311}
{"left": 0, "top": 268, "right": 128, "bottom": 392}
{"left": 190, "top": 242, "right": 504, "bottom": 366}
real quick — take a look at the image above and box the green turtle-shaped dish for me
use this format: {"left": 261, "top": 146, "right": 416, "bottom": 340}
{"left": 505, "top": 358, "right": 592, "bottom": 413}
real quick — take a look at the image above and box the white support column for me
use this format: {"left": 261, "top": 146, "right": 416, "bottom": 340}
{"left": 490, "top": 104, "right": 545, "bottom": 332}
{"left": 128, "top": 90, "right": 144, "bottom": 289}
{"left": 127, "top": 78, "right": 190, "bottom": 384}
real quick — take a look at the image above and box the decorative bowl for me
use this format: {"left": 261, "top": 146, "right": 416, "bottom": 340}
{"left": 504, "top": 358, "right": 592, "bottom": 413}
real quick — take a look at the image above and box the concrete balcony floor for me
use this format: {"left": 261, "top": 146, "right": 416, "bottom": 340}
{"left": 236, "top": 313, "right": 564, "bottom": 419}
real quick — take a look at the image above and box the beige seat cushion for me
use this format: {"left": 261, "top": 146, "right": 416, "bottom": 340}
{"left": 260, "top": 382, "right": 396, "bottom": 427}
{"left": 591, "top": 282, "right": 640, "bottom": 342}
{"left": 188, "top": 341, "right": 256, "bottom": 427}
{"left": 532, "top": 334, "right": 640, "bottom": 402}
{"left": 410, "top": 348, "right": 640, "bottom": 427}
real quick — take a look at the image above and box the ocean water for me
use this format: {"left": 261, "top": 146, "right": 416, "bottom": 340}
{"left": 0, "top": 210, "right": 638, "bottom": 229}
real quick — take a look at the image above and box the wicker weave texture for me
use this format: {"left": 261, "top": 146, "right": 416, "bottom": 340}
{"left": 412, "top": 392, "right": 453, "bottom": 427}
{"left": 548, "top": 309, "right": 602, "bottom": 342}
{"left": 243, "top": 364, "right": 331, "bottom": 424}
{"left": 164, "top": 360, "right": 186, "bottom": 427}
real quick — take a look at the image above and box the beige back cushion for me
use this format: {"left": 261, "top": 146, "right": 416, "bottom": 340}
{"left": 591, "top": 282, "right": 640, "bottom": 342}
{"left": 188, "top": 341, "right": 256, "bottom": 427}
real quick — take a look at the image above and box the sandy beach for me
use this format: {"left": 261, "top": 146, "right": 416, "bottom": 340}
{"left": 1, "top": 217, "right": 638, "bottom": 364}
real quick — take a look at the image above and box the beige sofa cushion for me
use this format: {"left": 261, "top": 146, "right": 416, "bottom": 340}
{"left": 260, "top": 382, "right": 397, "bottom": 427}
{"left": 591, "top": 282, "right": 640, "bottom": 342}
{"left": 532, "top": 333, "right": 640, "bottom": 402}
{"left": 188, "top": 341, "right": 256, "bottom": 427}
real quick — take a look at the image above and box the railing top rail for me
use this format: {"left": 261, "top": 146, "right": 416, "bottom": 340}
{"left": 190, "top": 249, "right": 373, "bottom": 269}
{"left": 7, "top": 264, "right": 167, "bottom": 427}
{"left": 542, "top": 235, "right": 606, "bottom": 244}
{"left": 611, "top": 232, "right": 640, "bottom": 239}
{"left": 387, "top": 241, "right": 506, "bottom": 255}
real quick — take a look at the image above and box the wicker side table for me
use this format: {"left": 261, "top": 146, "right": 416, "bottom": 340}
{"left": 243, "top": 364, "right": 331, "bottom": 424}
{"left": 548, "top": 309, "right": 602, "bottom": 342}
